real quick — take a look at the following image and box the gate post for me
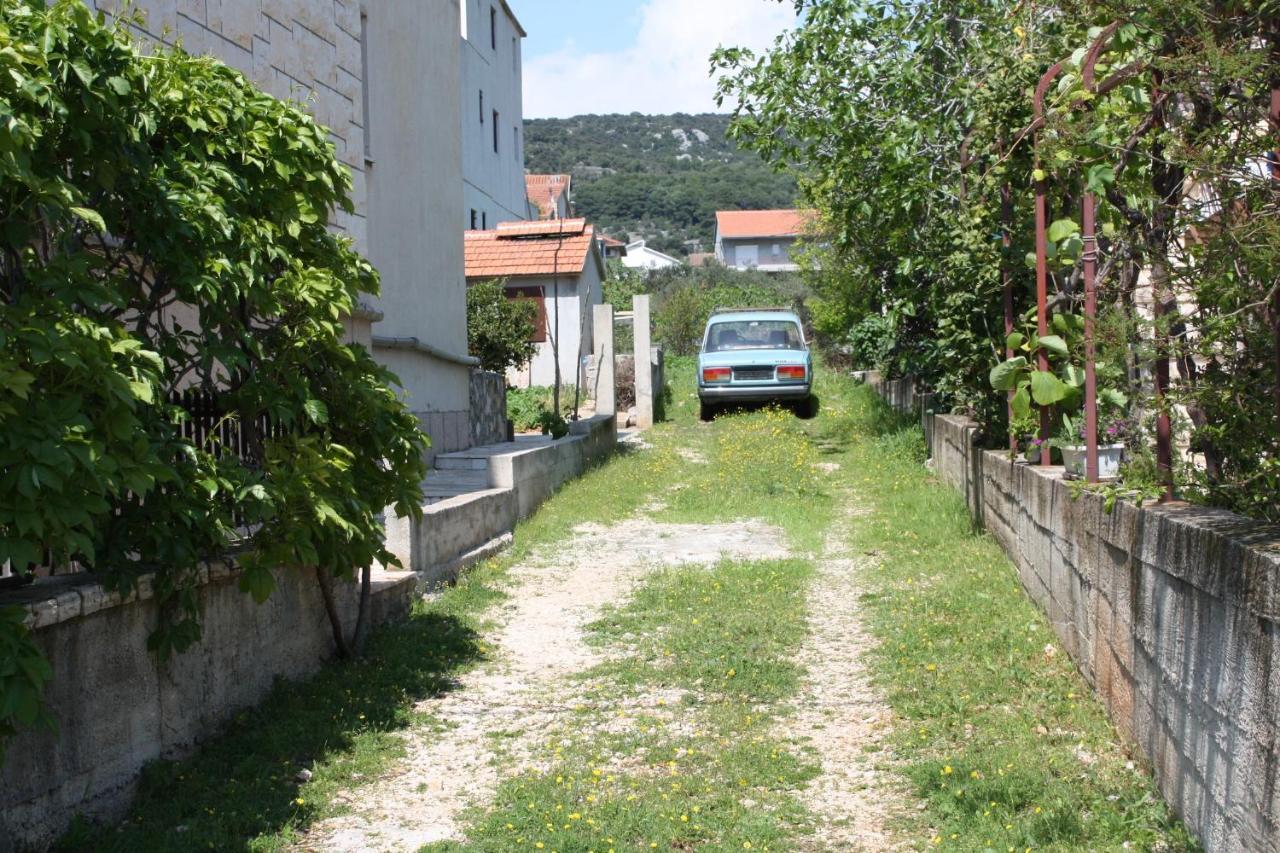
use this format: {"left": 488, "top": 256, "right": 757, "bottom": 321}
{"left": 592, "top": 303, "right": 616, "bottom": 419}
{"left": 633, "top": 295, "right": 654, "bottom": 428}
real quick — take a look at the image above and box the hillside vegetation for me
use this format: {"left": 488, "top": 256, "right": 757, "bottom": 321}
{"left": 523, "top": 113, "right": 798, "bottom": 256}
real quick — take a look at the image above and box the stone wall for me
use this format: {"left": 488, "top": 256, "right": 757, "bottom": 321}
{"left": 470, "top": 370, "right": 508, "bottom": 447}
{"left": 0, "top": 564, "right": 416, "bottom": 849}
{"left": 87, "top": 0, "right": 368, "bottom": 252}
{"left": 869, "top": 381, "right": 1280, "bottom": 851}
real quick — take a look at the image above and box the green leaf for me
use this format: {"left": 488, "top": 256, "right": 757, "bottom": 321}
{"left": 1038, "top": 335, "right": 1069, "bottom": 359}
{"left": 302, "top": 398, "right": 328, "bottom": 425}
{"left": 1086, "top": 164, "right": 1115, "bottom": 192}
{"left": 1032, "top": 168, "right": 1047, "bottom": 182}
{"left": 989, "top": 356, "right": 1027, "bottom": 391}
{"left": 1005, "top": 332, "right": 1025, "bottom": 351}
{"left": 1011, "top": 385, "right": 1031, "bottom": 419}
{"left": 69, "top": 206, "right": 106, "bottom": 233}
{"left": 1030, "top": 370, "right": 1069, "bottom": 406}
{"left": 238, "top": 565, "right": 276, "bottom": 604}
{"left": 1047, "top": 219, "right": 1079, "bottom": 243}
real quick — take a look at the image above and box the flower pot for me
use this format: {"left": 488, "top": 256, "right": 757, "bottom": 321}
{"left": 1061, "top": 444, "right": 1124, "bottom": 480}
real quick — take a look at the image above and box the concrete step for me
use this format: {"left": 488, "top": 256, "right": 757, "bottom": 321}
{"left": 433, "top": 454, "right": 491, "bottom": 471}
{"left": 421, "top": 469, "right": 490, "bottom": 500}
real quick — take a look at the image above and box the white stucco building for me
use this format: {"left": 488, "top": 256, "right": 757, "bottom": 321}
{"left": 85, "top": 0, "right": 479, "bottom": 458}
{"left": 461, "top": 0, "right": 530, "bottom": 229}
{"left": 464, "top": 220, "right": 604, "bottom": 388}
{"left": 621, "top": 240, "right": 683, "bottom": 271}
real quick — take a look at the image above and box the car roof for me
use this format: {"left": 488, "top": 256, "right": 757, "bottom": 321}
{"left": 705, "top": 310, "right": 802, "bottom": 326}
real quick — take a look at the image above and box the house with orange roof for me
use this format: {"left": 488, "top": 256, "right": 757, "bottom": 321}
{"left": 526, "top": 174, "right": 573, "bottom": 220}
{"left": 465, "top": 219, "right": 605, "bottom": 387}
{"left": 714, "top": 209, "right": 816, "bottom": 273}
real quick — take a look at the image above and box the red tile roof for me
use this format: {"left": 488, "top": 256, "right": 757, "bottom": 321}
{"left": 526, "top": 174, "right": 571, "bottom": 219}
{"left": 715, "top": 209, "right": 816, "bottom": 239}
{"left": 599, "top": 235, "right": 626, "bottom": 248}
{"left": 465, "top": 219, "right": 598, "bottom": 279}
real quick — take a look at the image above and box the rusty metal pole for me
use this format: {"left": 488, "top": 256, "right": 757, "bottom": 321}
{"left": 1271, "top": 87, "right": 1280, "bottom": 438}
{"left": 1078, "top": 24, "right": 1121, "bottom": 484}
{"left": 1150, "top": 71, "right": 1175, "bottom": 502}
{"left": 1000, "top": 136, "right": 1017, "bottom": 452}
{"left": 1082, "top": 194, "right": 1099, "bottom": 481}
{"left": 1033, "top": 62, "right": 1066, "bottom": 467}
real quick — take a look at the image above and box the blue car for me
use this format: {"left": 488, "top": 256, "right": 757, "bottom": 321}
{"left": 697, "top": 309, "right": 817, "bottom": 421}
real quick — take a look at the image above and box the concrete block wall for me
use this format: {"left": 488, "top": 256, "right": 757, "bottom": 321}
{"left": 0, "top": 564, "right": 416, "bottom": 849}
{"left": 869, "top": 381, "right": 1280, "bottom": 851}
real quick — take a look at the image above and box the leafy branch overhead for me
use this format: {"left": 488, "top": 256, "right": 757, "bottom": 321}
{"left": 0, "top": 0, "right": 428, "bottom": 754}
{"left": 715, "top": 0, "right": 1279, "bottom": 521}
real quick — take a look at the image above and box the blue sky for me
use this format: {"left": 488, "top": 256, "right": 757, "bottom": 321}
{"left": 517, "top": 0, "right": 798, "bottom": 119}
{"left": 518, "top": 1, "right": 640, "bottom": 60}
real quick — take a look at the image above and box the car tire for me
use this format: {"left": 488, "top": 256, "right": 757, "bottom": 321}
{"left": 795, "top": 395, "right": 819, "bottom": 420}
{"left": 699, "top": 400, "right": 717, "bottom": 422}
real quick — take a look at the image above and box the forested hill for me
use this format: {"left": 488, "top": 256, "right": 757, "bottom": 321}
{"left": 523, "top": 113, "right": 798, "bottom": 256}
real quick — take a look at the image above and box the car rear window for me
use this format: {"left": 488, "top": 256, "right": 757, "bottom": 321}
{"left": 704, "top": 320, "right": 804, "bottom": 352}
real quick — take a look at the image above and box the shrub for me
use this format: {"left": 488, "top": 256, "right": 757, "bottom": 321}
{"left": 0, "top": 1, "right": 428, "bottom": 755}
{"left": 467, "top": 279, "right": 537, "bottom": 374}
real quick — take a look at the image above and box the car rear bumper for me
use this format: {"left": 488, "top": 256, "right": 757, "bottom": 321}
{"left": 699, "top": 384, "right": 812, "bottom": 403}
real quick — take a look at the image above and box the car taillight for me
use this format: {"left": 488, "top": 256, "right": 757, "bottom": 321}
{"left": 702, "top": 367, "right": 731, "bottom": 383}
{"left": 777, "top": 364, "right": 807, "bottom": 381}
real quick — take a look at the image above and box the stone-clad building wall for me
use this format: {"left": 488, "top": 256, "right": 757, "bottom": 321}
{"left": 87, "top": 0, "right": 368, "bottom": 252}
{"left": 870, "top": 379, "right": 1280, "bottom": 852}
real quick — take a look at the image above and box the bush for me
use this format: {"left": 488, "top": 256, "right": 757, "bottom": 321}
{"left": 506, "top": 386, "right": 574, "bottom": 432}
{"left": 0, "top": 1, "right": 428, "bottom": 754}
{"left": 467, "top": 279, "right": 538, "bottom": 374}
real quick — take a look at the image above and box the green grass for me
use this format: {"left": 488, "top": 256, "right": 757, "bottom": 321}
{"left": 431, "top": 558, "right": 820, "bottom": 852}
{"left": 828, "top": 384, "right": 1196, "bottom": 852}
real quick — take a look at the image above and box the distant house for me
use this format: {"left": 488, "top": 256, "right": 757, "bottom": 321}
{"left": 599, "top": 234, "right": 628, "bottom": 260}
{"left": 714, "top": 209, "right": 816, "bottom": 272}
{"left": 465, "top": 219, "right": 604, "bottom": 388}
{"left": 621, "top": 240, "right": 683, "bottom": 271}
{"left": 687, "top": 252, "right": 716, "bottom": 269}
{"left": 526, "top": 174, "right": 572, "bottom": 220}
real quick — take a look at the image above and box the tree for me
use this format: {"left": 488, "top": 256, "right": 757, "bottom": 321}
{"left": 715, "top": 0, "right": 1278, "bottom": 519}
{"left": 467, "top": 279, "right": 538, "bottom": 374}
{"left": 0, "top": 0, "right": 429, "bottom": 755}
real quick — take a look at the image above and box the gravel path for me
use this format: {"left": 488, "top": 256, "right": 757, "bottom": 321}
{"left": 299, "top": 516, "right": 790, "bottom": 852}
{"left": 784, "top": 490, "right": 905, "bottom": 851}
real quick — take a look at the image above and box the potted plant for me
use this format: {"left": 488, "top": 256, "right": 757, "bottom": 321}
{"left": 1056, "top": 410, "right": 1128, "bottom": 480}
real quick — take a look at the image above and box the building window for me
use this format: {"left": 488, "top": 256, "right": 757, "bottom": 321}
{"left": 479, "top": 90, "right": 484, "bottom": 123}
{"left": 513, "top": 126, "right": 519, "bottom": 160}
{"left": 470, "top": 209, "right": 478, "bottom": 230}
{"left": 359, "top": 11, "right": 372, "bottom": 162}
{"left": 492, "top": 110, "right": 499, "bottom": 153}
{"left": 508, "top": 286, "right": 548, "bottom": 342}
{"left": 512, "top": 36, "right": 517, "bottom": 71}
{"left": 772, "top": 243, "right": 781, "bottom": 256}
{"left": 490, "top": 6, "right": 496, "bottom": 50}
